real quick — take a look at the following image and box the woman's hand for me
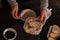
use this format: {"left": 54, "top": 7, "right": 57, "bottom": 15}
{"left": 40, "top": 9, "right": 48, "bottom": 24}
{"left": 38, "top": 8, "right": 52, "bottom": 24}
{"left": 11, "top": 5, "right": 20, "bottom": 19}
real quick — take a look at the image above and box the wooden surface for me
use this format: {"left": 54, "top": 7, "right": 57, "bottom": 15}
{"left": 0, "top": 0, "right": 60, "bottom": 40}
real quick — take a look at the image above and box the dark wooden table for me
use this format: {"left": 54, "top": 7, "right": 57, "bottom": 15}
{"left": 0, "top": 0, "right": 60, "bottom": 40}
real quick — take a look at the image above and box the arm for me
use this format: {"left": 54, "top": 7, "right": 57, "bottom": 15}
{"left": 8, "top": 0, "right": 18, "bottom": 7}
{"left": 39, "top": 0, "right": 52, "bottom": 24}
{"left": 40, "top": 0, "right": 49, "bottom": 10}
{"left": 8, "top": 0, "right": 19, "bottom": 19}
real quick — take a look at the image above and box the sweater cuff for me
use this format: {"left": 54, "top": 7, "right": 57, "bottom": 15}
{"left": 40, "top": 7, "right": 48, "bottom": 11}
{"left": 8, "top": 0, "right": 18, "bottom": 7}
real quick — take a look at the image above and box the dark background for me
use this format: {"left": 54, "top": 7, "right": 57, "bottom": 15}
{"left": 0, "top": 0, "right": 60, "bottom": 40}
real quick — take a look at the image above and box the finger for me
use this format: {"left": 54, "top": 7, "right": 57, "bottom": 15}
{"left": 12, "top": 9, "right": 18, "bottom": 19}
{"left": 15, "top": 8, "right": 20, "bottom": 19}
{"left": 40, "top": 13, "right": 44, "bottom": 21}
{"left": 15, "top": 6, "right": 19, "bottom": 19}
{"left": 15, "top": 8, "right": 19, "bottom": 18}
{"left": 42, "top": 19, "right": 46, "bottom": 24}
{"left": 11, "top": 8, "right": 16, "bottom": 17}
{"left": 40, "top": 10, "right": 46, "bottom": 21}
{"left": 43, "top": 15, "right": 47, "bottom": 22}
